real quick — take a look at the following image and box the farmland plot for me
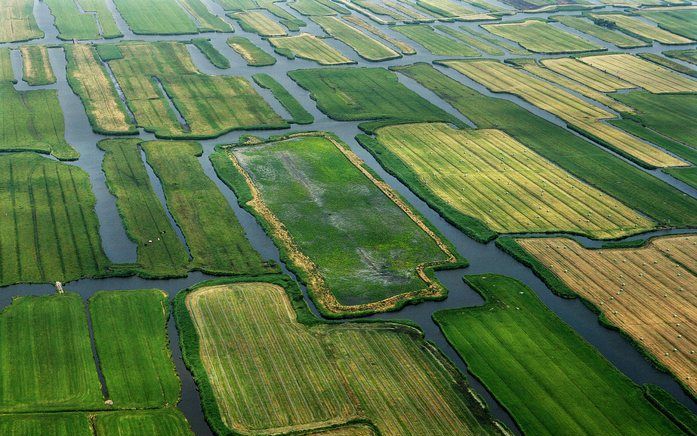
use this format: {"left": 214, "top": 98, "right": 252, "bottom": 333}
{"left": 665, "top": 49, "right": 697, "bottom": 66}
{"left": 457, "top": 25, "right": 529, "bottom": 55}
{"left": 344, "top": 15, "right": 416, "bottom": 55}
{"left": 253, "top": 73, "right": 314, "bottom": 124}
{"left": 516, "top": 235, "right": 697, "bottom": 396}
{"left": 590, "top": 14, "right": 693, "bottom": 45}
{"left": 0, "top": 413, "right": 92, "bottom": 436}
{"left": 541, "top": 57, "right": 635, "bottom": 92}
{"left": 227, "top": 36, "right": 276, "bottom": 66}
{"left": 579, "top": 54, "right": 697, "bottom": 94}
{"left": 0, "top": 153, "right": 108, "bottom": 286}
{"left": 44, "top": 0, "right": 121, "bottom": 40}
{"left": 99, "top": 139, "right": 189, "bottom": 277}
{"left": 231, "top": 11, "right": 287, "bottom": 36}
{"left": 482, "top": 20, "right": 603, "bottom": 54}
{"left": 0, "top": 48, "right": 14, "bottom": 82}
{"left": 639, "top": 6, "right": 697, "bottom": 40}
{"left": 93, "top": 409, "right": 192, "bottom": 435}
{"left": 143, "top": 141, "right": 276, "bottom": 276}
{"left": 392, "top": 24, "right": 479, "bottom": 57}
{"left": 312, "top": 16, "right": 400, "bottom": 61}
{"left": 609, "top": 118, "right": 697, "bottom": 166}
{"left": 20, "top": 45, "right": 55, "bottom": 85}
{"left": 434, "top": 275, "right": 684, "bottom": 436}
{"left": 435, "top": 25, "right": 503, "bottom": 55}
{"left": 0, "top": 0, "right": 43, "bottom": 43}
{"left": 214, "top": 133, "right": 457, "bottom": 314}
{"left": 442, "top": 60, "right": 687, "bottom": 168}
{"left": 191, "top": 39, "right": 230, "bottom": 69}
{"left": 289, "top": 0, "right": 343, "bottom": 16}
{"left": 269, "top": 33, "right": 354, "bottom": 65}
{"left": 364, "top": 123, "right": 653, "bottom": 239}
{"left": 551, "top": 15, "right": 649, "bottom": 48}
{"left": 112, "top": 0, "right": 198, "bottom": 35}
{"left": 638, "top": 53, "right": 697, "bottom": 79}
{"left": 393, "top": 63, "right": 697, "bottom": 228}
{"left": 178, "top": 281, "right": 497, "bottom": 434}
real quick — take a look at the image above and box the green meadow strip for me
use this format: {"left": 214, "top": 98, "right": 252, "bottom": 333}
{"left": 191, "top": 39, "right": 230, "bottom": 69}
{"left": 252, "top": 73, "right": 314, "bottom": 124}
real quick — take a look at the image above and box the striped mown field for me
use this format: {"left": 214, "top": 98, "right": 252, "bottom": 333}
{"left": 517, "top": 235, "right": 697, "bottom": 395}
{"left": 391, "top": 24, "right": 479, "bottom": 57}
{"left": 20, "top": 45, "right": 55, "bottom": 85}
{"left": 639, "top": 6, "right": 697, "bottom": 40}
{"left": 0, "top": 0, "right": 43, "bottom": 43}
{"left": 182, "top": 282, "right": 497, "bottom": 435}
{"left": 93, "top": 409, "right": 192, "bottom": 435}
{"left": 541, "top": 57, "right": 634, "bottom": 92}
{"left": 227, "top": 36, "right": 276, "bottom": 66}
{"left": 370, "top": 123, "right": 653, "bottom": 239}
{"left": 312, "top": 16, "right": 400, "bottom": 61}
{"left": 269, "top": 33, "right": 355, "bottom": 65}
{"left": 590, "top": 13, "right": 693, "bottom": 44}
{"left": 551, "top": 15, "right": 649, "bottom": 48}
{"left": 231, "top": 11, "right": 287, "bottom": 36}
{"left": 482, "top": 19, "right": 603, "bottom": 53}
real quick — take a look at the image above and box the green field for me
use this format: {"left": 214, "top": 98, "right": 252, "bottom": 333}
{"left": 252, "top": 73, "right": 314, "bottom": 124}
{"left": 99, "top": 139, "right": 189, "bottom": 277}
{"left": 665, "top": 167, "right": 697, "bottom": 189}
{"left": 89, "top": 290, "right": 181, "bottom": 408}
{"left": 640, "top": 7, "right": 697, "bottom": 40}
{"left": 290, "top": 0, "right": 342, "bottom": 16}
{"left": 227, "top": 36, "right": 276, "bottom": 66}
{"left": 392, "top": 24, "right": 479, "bottom": 56}
{"left": 288, "top": 67, "right": 463, "bottom": 129}
{"left": 0, "top": 0, "right": 43, "bottom": 43}
{"left": 638, "top": 53, "right": 697, "bottom": 78}
{"left": 457, "top": 25, "right": 529, "bottom": 55}
{"left": 231, "top": 10, "right": 287, "bottom": 36}
{"left": 393, "top": 63, "right": 697, "bottom": 227}
{"left": 590, "top": 13, "right": 693, "bottom": 45}
{"left": 551, "top": 15, "right": 649, "bottom": 48}
{"left": 191, "top": 39, "right": 230, "bottom": 69}
{"left": 435, "top": 25, "right": 503, "bottom": 55}
{"left": 482, "top": 19, "right": 603, "bottom": 53}
{"left": 269, "top": 33, "right": 354, "bottom": 65}
{"left": 113, "top": 0, "right": 198, "bottom": 34}
{"left": 45, "top": 0, "right": 122, "bottom": 40}
{"left": 143, "top": 140, "right": 277, "bottom": 276}
{"left": 213, "top": 134, "right": 456, "bottom": 314}
{"left": 0, "top": 48, "right": 14, "bottom": 82}
{"left": 93, "top": 409, "right": 192, "bottom": 435}
{"left": 664, "top": 49, "right": 697, "bottom": 65}
{"left": 0, "top": 293, "right": 104, "bottom": 412}
{"left": 312, "top": 16, "right": 400, "bottom": 61}
{"left": 0, "top": 83, "right": 78, "bottom": 159}
{"left": 434, "top": 274, "right": 682, "bottom": 436}
{"left": 0, "top": 153, "right": 109, "bottom": 286}
{"left": 0, "top": 413, "right": 92, "bottom": 436}
{"left": 609, "top": 119, "right": 697, "bottom": 166}
{"left": 20, "top": 45, "right": 55, "bottom": 85}
{"left": 175, "top": 278, "right": 497, "bottom": 435}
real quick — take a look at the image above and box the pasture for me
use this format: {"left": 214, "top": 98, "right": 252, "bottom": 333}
{"left": 0, "top": 153, "right": 108, "bottom": 286}
{"left": 226, "top": 36, "right": 276, "bottom": 66}
{"left": 609, "top": 118, "right": 697, "bottom": 166}
{"left": 252, "top": 73, "right": 314, "bottom": 124}
{"left": 435, "top": 25, "right": 503, "bottom": 55}
{"left": 344, "top": 15, "right": 416, "bottom": 55}
{"left": 20, "top": 45, "right": 55, "bottom": 85}
{"left": 0, "top": 0, "right": 43, "bottom": 43}
{"left": 112, "top": 0, "right": 198, "bottom": 35}
{"left": 590, "top": 13, "right": 693, "bottom": 45}
{"left": 44, "top": 0, "right": 121, "bottom": 40}
{"left": 177, "top": 280, "right": 497, "bottom": 435}
{"left": 515, "top": 235, "right": 697, "bottom": 396}
{"left": 416, "top": 0, "right": 475, "bottom": 19}
{"left": 442, "top": 59, "right": 686, "bottom": 168}
{"left": 579, "top": 54, "right": 697, "bottom": 94}
{"left": 541, "top": 57, "right": 634, "bottom": 92}
{"left": 89, "top": 290, "right": 181, "bottom": 408}
{"left": 142, "top": 140, "right": 276, "bottom": 276}
{"left": 551, "top": 15, "right": 649, "bottom": 48}
{"left": 638, "top": 53, "right": 697, "bottom": 79}
{"left": 289, "top": 0, "right": 343, "bottom": 16}
{"left": 457, "top": 25, "right": 529, "bottom": 54}
{"left": 640, "top": 7, "right": 697, "bottom": 40}
{"left": 93, "top": 409, "right": 192, "bottom": 435}
{"left": 312, "top": 16, "right": 400, "bottom": 61}
{"left": 268, "top": 33, "right": 354, "bottom": 65}
{"left": 288, "top": 67, "right": 463, "bottom": 128}
{"left": 482, "top": 19, "right": 603, "bottom": 54}
{"left": 0, "top": 413, "right": 91, "bottom": 436}
{"left": 231, "top": 11, "right": 287, "bottom": 36}
{"left": 215, "top": 133, "right": 456, "bottom": 314}
{"left": 666, "top": 167, "right": 697, "bottom": 189}
{"left": 434, "top": 274, "right": 683, "bottom": 436}
{"left": 98, "top": 139, "right": 189, "bottom": 277}
{"left": 392, "top": 24, "right": 479, "bottom": 56}
{"left": 365, "top": 122, "right": 652, "bottom": 240}
{"left": 65, "top": 44, "right": 136, "bottom": 135}
{"left": 665, "top": 49, "right": 697, "bottom": 65}
{"left": 0, "top": 48, "right": 14, "bottom": 82}
{"left": 191, "top": 39, "right": 230, "bottom": 69}
{"left": 394, "top": 63, "right": 697, "bottom": 227}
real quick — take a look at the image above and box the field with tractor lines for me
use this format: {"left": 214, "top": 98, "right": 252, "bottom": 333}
{"left": 289, "top": 0, "right": 345, "bottom": 16}
{"left": 639, "top": 6, "right": 697, "bottom": 40}
{"left": 231, "top": 11, "right": 287, "bottom": 36}
{"left": 313, "top": 16, "right": 400, "bottom": 61}
{"left": 0, "top": 0, "right": 43, "bottom": 43}
{"left": 590, "top": 13, "right": 693, "bottom": 44}
{"left": 227, "top": 36, "right": 276, "bottom": 66}
{"left": 392, "top": 24, "right": 479, "bottom": 56}
{"left": 515, "top": 235, "right": 697, "bottom": 396}
{"left": 20, "top": 45, "right": 55, "bottom": 85}
{"left": 344, "top": 15, "right": 416, "bottom": 55}
{"left": 269, "top": 33, "right": 354, "bottom": 65}
{"left": 112, "top": 0, "right": 199, "bottom": 35}
{"left": 541, "top": 57, "right": 635, "bottom": 92}
{"left": 551, "top": 15, "right": 649, "bottom": 48}
{"left": 482, "top": 19, "right": 604, "bottom": 53}
{"left": 93, "top": 409, "right": 193, "bottom": 435}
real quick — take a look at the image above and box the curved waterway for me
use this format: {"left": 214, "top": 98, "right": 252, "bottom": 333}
{"left": 1, "top": 2, "right": 696, "bottom": 435}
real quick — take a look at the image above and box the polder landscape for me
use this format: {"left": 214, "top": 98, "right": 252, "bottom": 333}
{"left": 0, "top": 0, "right": 696, "bottom": 434}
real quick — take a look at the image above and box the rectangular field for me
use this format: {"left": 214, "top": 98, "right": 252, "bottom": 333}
{"left": 541, "top": 57, "right": 635, "bottom": 92}
{"left": 289, "top": 0, "right": 341, "bottom": 16}
{"left": 366, "top": 123, "right": 652, "bottom": 239}
{"left": 516, "top": 235, "right": 697, "bottom": 396}
{"left": 178, "top": 281, "right": 497, "bottom": 435}
{"left": 214, "top": 133, "right": 456, "bottom": 314}
{"left": 113, "top": 0, "right": 199, "bottom": 35}
{"left": 482, "top": 19, "right": 603, "bottom": 53}
{"left": 435, "top": 25, "right": 503, "bottom": 55}
{"left": 590, "top": 13, "right": 693, "bottom": 44}
{"left": 312, "top": 16, "right": 400, "bottom": 61}
{"left": 392, "top": 24, "right": 479, "bottom": 56}
{"left": 44, "top": 0, "right": 120, "bottom": 40}
{"left": 0, "top": 0, "right": 43, "bottom": 43}
{"left": 20, "top": 45, "right": 55, "bottom": 85}
{"left": 434, "top": 274, "right": 683, "bottom": 436}
{"left": 639, "top": 7, "right": 697, "bottom": 40}
{"left": 551, "top": 15, "right": 649, "bottom": 48}
{"left": 93, "top": 409, "right": 192, "bottom": 435}
{"left": 0, "top": 413, "right": 92, "bottom": 436}
{"left": 231, "top": 11, "right": 287, "bottom": 36}
{"left": 269, "top": 33, "right": 354, "bottom": 65}
{"left": 227, "top": 36, "right": 276, "bottom": 66}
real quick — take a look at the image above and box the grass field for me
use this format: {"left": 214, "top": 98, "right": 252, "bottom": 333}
{"left": 214, "top": 133, "right": 456, "bottom": 314}
{"left": 579, "top": 54, "right": 697, "bottom": 94}
{"left": 541, "top": 57, "right": 634, "bottom": 92}
{"left": 44, "top": 0, "right": 121, "bottom": 40}
{"left": 0, "top": 153, "right": 109, "bottom": 286}
{"left": 252, "top": 73, "right": 314, "bottom": 124}
{"left": 313, "top": 16, "right": 400, "bottom": 61}
{"left": 0, "top": 413, "right": 92, "bottom": 436}
{"left": 416, "top": 0, "right": 476, "bottom": 19}
{"left": 226, "top": 36, "right": 276, "bottom": 66}
{"left": 516, "top": 235, "right": 697, "bottom": 396}
{"left": 344, "top": 15, "right": 416, "bottom": 55}
{"left": 0, "top": 48, "right": 14, "bottom": 82}
{"left": 640, "top": 7, "right": 697, "bottom": 40}
{"left": 590, "top": 13, "right": 693, "bottom": 45}
{"left": 435, "top": 25, "right": 503, "bottom": 55}
{"left": 20, "top": 45, "right": 55, "bottom": 85}
{"left": 65, "top": 44, "right": 136, "bottom": 135}
{"left": 551, "top": 15, "right": 649, "bottom": 48}
{"left": 457, "top": 25, "right": 529, "bottom": 55}
{"left": 666, "top": 167, "right": 697, "bottom": 189}
{"left": 93, "top": 409, "right": 192, "bottom": 435}
{"left": 392, "top": 24, "right": 479, "bottom": 56}
{"left": 393, "top": 63, "right": 697, "bottom": 227}
{"left": 269, "top": 33, "right": 354, "bottom": 65}
{"left": 89, "top": 290, "right": 181, "bottom": 408}
{"left": 177, "top": 280, "right": 497, "bottom": 435}
{"left": 143, "top": 140, "right": 276, "bottom": 276}
{"left": 289, "top": 0, "right": 342, "bottom": 16}
{"left": 0, "top": 0, "right": 43, "bottom": 42}
{"left": 0, "top": 293, "right": 104, "bottom": 412}
{"left": 99, "top": 139, "right": 189, "bottom": 277}
{"left": 231, "top": 11, "right": 287, "bottom": 36}
{"left": 191, "top": 39, "right": 230, "bottom": 69}
{"left": 664, "top": 49, "right": 697, "bottom": 65}
{"left": 482, "top": 19, "right": 603, "bottom": 54}
{"left": 638, "top": 53, "right": 697, "bottom": 79}
{"left": 306, "top": 424, "right": 375, "bottom": 435}
{"left": 288, "top": 67, "right": 463, "bottom": 129}
{"left": 366, "top": 122, "right": 652, "bottom": 240}
{"left": 113, "top": 0, "right": 198, "bottom": 35}
{"left": 0, "top": 83, "right": 78, "bottom": 159}
{"left": 434, "top": 274, "right": 683, "bottom": 436}
{"left": 442, "top": 59, "right": 686, "bottom": 168}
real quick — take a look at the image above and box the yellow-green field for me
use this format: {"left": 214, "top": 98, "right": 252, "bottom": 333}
{"left": 372, "top": 123, "right": 653, "bottom": 238}
{"left": 482, "top": 19, "right": 603, "bottom": 53}
{"left": 232, "top": 11, "right": 287, "bottom": 36}
{"left": 312, "top": 16, "right": 400, "bottom": 61}
{"left": 269, "top": 33, "right": 354, "bottom": 65}
{"left": 20, "top": 45, "right": 55, "bottom": 85}
{"left": 541, "top": 57, "right": 634, "bottom": 92}
{"left": 590, "top": 13, "right": 693, "bottom": 45}
{"left": 0, "top": 0, "right": 43, "bottom": 43}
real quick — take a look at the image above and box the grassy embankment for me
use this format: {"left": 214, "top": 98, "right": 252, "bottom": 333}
{"left": 252, "top": 73, "right": 314, "bottom": 124}
{"left": 540, "top": 57, "right": 634, "bottom": 92}
{"left": 227, "top": 36, "right": 276, "bottom": 66}
{"left": 344, "top": 15, "right": 416, "bottom": 55}
{"left": 20, "top": 45, "right": 55, "bottom": 85}
{"left": 665, "top": 49, "right": 697, "bottom": 66}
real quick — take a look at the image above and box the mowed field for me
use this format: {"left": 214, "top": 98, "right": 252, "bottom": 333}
{"left": 112, "top": 0, "right": 198, "bottom": 35}
{"left": 392, "top": 24, "right": 479, "bottom": 57}
{"left": 0, "top": 0, "right": 43, "bottom": 43}
{"left": 516, "top": 235, "right": 697, "bottom": 395}
{"left": 366, "top": 123, "right": 653, "bottom": 239}
{"left": 232, "top": 11, "right": 287, "bottom": 36}
{"left": 639, "top": 7, "right": 697, "bottom": 40}
{"left": 227, "top": 36, "right": 276, "bottom": 66}
{"left": 665, "top": 49, "right": 697, "bottom": 65}
{"left": 551, "top": 15, "right": 649, "bottom": 48}
{"left": 482, "top": 19, "right": 603, "bottom": 53}
{"left": 540, "top": 57, "right": 634, "bottom": 92}
{"left": 93, "top": 409, "right": 193, "bottom": 436}
{"left": 179, "top": 281, "right": 497, "bottom": 435}
{"left": 20, "top": 45, "right": 55, "bottom": 85}
{"left": 215, "top": 134, "right": 455, "bottom": 314}
{"left": 44, "top": 0, "right": 121, "bottom": 40}
{"left": 269, "top": 33, "right": 354, "bottom": 65}
{"left": 434, "top": 275, "right": 683, "bottom": 436}
{"left": 344, "top": 15, "right": 416, "bottom": 55}
{"left": 590, "top": 13, "right": 693, "bottom": 44}
{"left": 312, "top": 16, "right": 400, "bottom": 61}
